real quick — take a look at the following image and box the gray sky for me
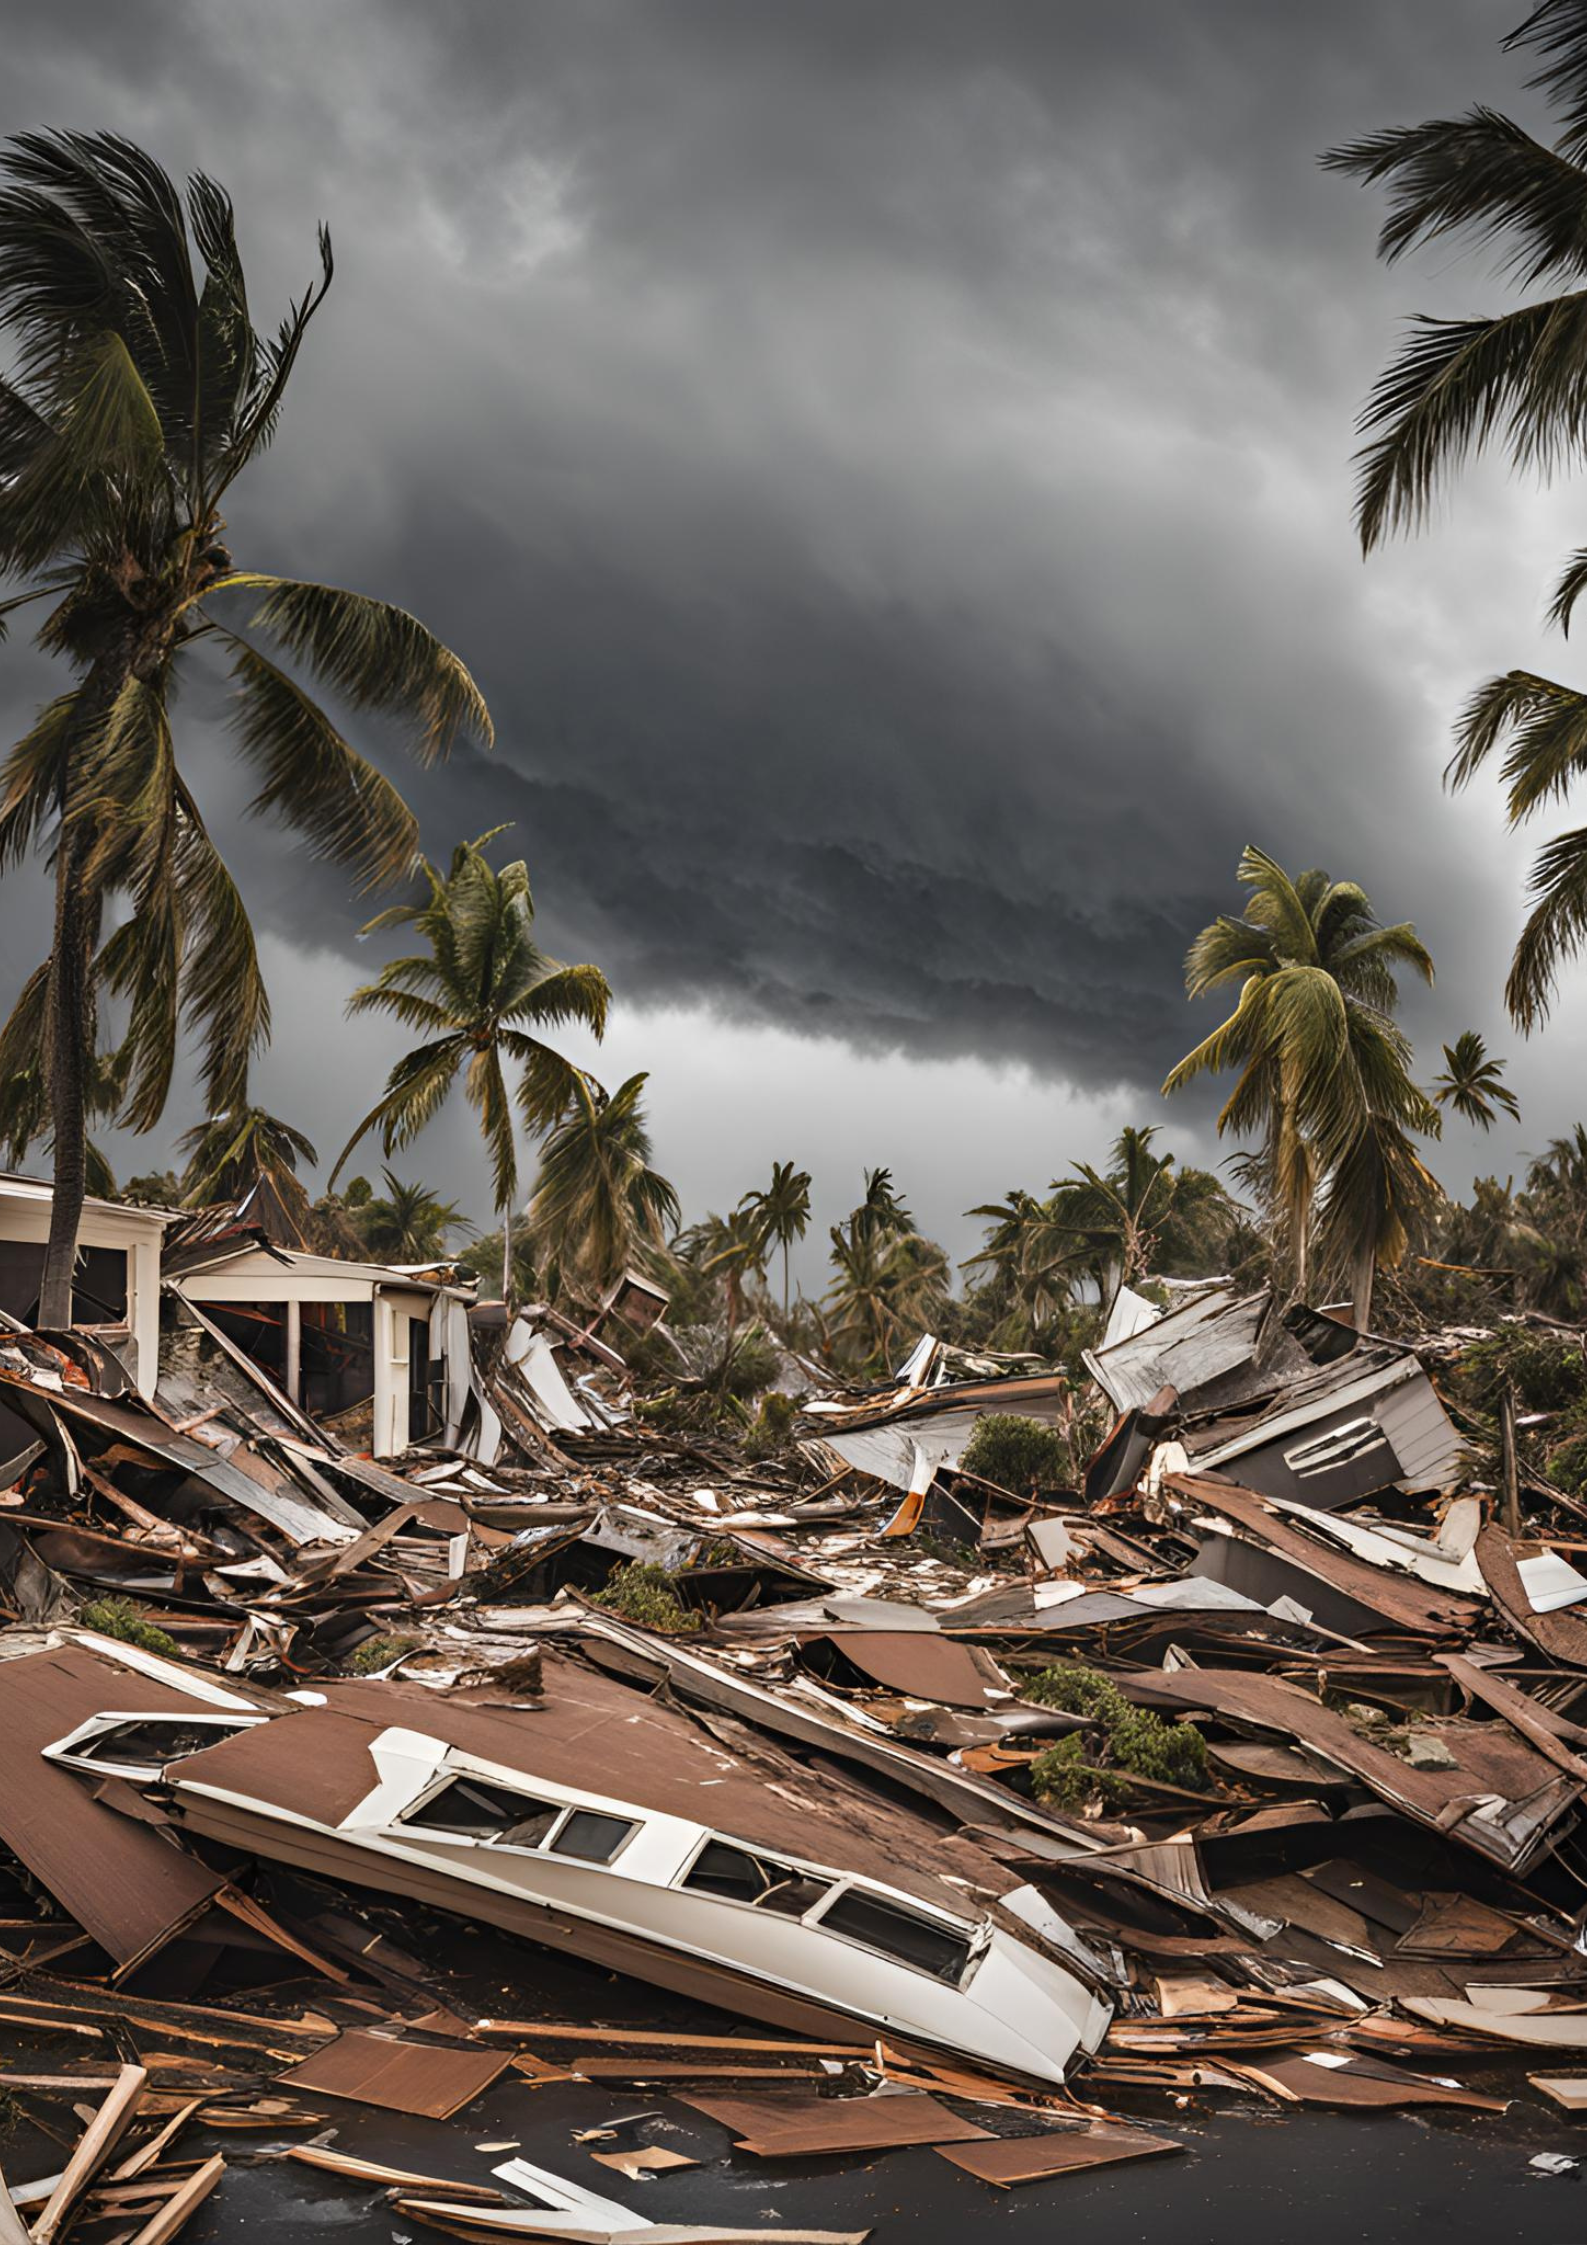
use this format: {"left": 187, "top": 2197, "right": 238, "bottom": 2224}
{"left": 3, "top": 0, "right": 1586, "bottom": 1282}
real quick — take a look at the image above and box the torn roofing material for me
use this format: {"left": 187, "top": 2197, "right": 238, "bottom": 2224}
{"left": 1170, "top": 1472, "right": 1484, "bottom": 1638}
{"left": 1089, "top": 1287, "right": 1462, "bottom": 1508}
{"left": 277, "top": 2030, "right": 511, "bottom": 2118}
{"left": 679, "top": 2088, "right": 990, "bottom": 2155}
{"left": 798, "top": 1369, "right": 1072, "bottom": 1494}
{"left": 1475, "top": 1523, "right": 1587, "bottom": 1669}
{"left": 0, "top": 1644, "right": 234, "bottom": 1964}
{"left": 796, "top": 1631, "right": 1012, "bottom": 1708}
{"left": 0, "top": 1374, "right": 365, "bottom": 1547}
{"left": 1123, "top": 1663, "right": 1584, "bottom": 1875}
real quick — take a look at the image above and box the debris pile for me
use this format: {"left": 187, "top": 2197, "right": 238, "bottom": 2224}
{"left": 4, "top": 1247, "right": 1587, "bottom": 2234}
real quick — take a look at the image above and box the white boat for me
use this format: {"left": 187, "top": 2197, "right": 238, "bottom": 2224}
{"left": 43, "top": 1661, "right": 1111, "bottom": 2088}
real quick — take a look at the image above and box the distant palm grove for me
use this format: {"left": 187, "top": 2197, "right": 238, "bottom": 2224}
{"left": 12, "top": 48, "right": 1587, "bottom": 1420}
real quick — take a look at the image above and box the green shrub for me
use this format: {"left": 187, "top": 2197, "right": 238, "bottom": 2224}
{"left": 960, "top": 1413, "right": 1068, "bottom": 1494}
{"left": 348, "top": 1632, "right": 420, "bottom": 1674}
{"left": 590, "top": 1561, "right": 702, "bottom": 1634}
{"left": 1024, "top": 1663, "right": 1208, "bottom": 1811}
{"left": 719, "top": 1326, "right": 780, "bottom": 1401}
{"left": 742, "top": 1390, "right": 799, "bottom": 1461}
{"left": 1453, "top": 1326, "right": 1587, "bottom": 1416}
{"left": 78, "top": 1597, "right": 179, "bottom": 1659}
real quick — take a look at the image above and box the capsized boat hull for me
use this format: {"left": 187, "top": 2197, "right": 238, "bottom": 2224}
{"left": 164, "top": 1746, "right": 1108, "bottom": 2087}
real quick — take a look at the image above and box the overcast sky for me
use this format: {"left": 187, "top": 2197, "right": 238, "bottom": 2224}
{"left": 4, "top": 0, "right": 1587, "bottom": 1282}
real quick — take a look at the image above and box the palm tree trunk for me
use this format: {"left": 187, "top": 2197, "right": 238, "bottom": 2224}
{"left": 782, "top": 1237, "right": 790, "bottom": 1322}
{"left": 38, "top": 651, "right": 132, "bottom": 1330}
{"left": 1348, "top": 1239, "right": 1375, "bottom": 1333}
{"left": 501, "top": 1203, "right": 512, "bottom": 1304}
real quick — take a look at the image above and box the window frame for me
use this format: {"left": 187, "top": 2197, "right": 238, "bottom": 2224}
{"left": 390, "top": 1767, "right": 639, "bottom": 1868}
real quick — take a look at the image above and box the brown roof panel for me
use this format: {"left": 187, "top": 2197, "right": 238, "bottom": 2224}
{"left": 0, "top": 1648, "right": 226, "bottom": 1964}
{"left": 277, "top": 2030, "right": 510, "bottom": 2119}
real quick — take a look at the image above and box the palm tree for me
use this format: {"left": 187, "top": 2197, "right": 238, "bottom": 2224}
{"left": 1045, "top": 1125, "right": 1180, "bottom": 1309}
{"left": 528, "top": 1072, "right": 680, "bottom": 1303}
{"left": 1326, "top": 9, "right": 1587, "bottom": 1026}
{"left": 824, "top": 1221, "right": 949, "bottom": 1374}
{"left": 677, "top": 1207, "right": 767, "bottom": 1330}
{"left": 178, "top": 1102, "right": 318, "bottom": 1244}
{"left": 355, "top": 1168, "right": 470, "bottom": 1262}
{"left": 1163, "top": 847, "right": 1442, "bottom": 1325}
{"left": 1434, "top": 1031, "right": 1522, "bottom": 1130}
{"left": 824, "top": 1171, "right": 948, "bottom": 1371}
{"left": 333, "top": 832, "right": 610, "bottom": 1299}
{"left": 739, "top": 1159, "right": 812, "bottom": 1317}
{"left": 0, "top": 132, "right": 492, "bottom": 1325}
{"left": 852, "top": 1167, "right": 914, "bottom": 1247}
{"left": 963, "top": 1187, "right": 1082, "bottom": 1343}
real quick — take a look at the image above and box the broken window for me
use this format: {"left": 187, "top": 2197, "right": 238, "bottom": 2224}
{"left": 680, "top": 1840, "right": 831, "bottom": 1916}
{"left": 401, "top": 1776, "right": 562, "bottom": 1847}
{"left": 44, "top": 1714, "right": 262, "bottom": 1777}
{"left": 816, "top": 1888, "right": 973, "bottom": 1983}
{"left": 0, "top": 1241, "right": 127, "bottom": 1325}
{"left": 547, "top": 1810, "right": 638, "bottom": 1864}
{"left": 398, "top": 1778, "right": 636, "bottom": 1862}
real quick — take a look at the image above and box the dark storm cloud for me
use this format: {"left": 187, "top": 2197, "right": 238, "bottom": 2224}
{"left": 0, "top": 0, "right": 1572, "bottom": 1176}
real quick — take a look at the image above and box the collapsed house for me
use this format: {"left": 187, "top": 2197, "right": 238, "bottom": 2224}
{"left": 1085, "top": 1283, "right": 1465, "bottom": 1508}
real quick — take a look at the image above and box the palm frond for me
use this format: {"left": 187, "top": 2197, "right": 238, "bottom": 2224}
{"left": 329, "top": 1033, "right": 466, "bottom": 1186}
{"left": 1322, "top": 108, "right": 1587, "bottom": 285}
{"left": 1350, "top": 297, "right": 1587, "bottom": 550}
{"left": 465, "top": 1042, "right": 518, "bottom": 1213}
{"left": 211, "top": 573, "right": 493, "bottom": 761}
{"left": 212, "top": 623, "right": 421, "bottom": 890}
{"left": 1506, "top": 819, "right": 1587, "bottom": 1028}
{"left": 1510, "top": 1, "right": 1587, "bottom": 166}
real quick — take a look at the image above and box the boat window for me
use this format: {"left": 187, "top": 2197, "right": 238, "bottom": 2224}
{"left": 547, "top": 1809, "right": 637, "bottom": 1864}
{"left": 681, "top": 1841, "right": 830, "bottom": 1917}
{"left": 51, "top": 1716, "right": 257, "bottom": 1773}
{"left": 402, "top": 1776, "right": 561, "bottom": 1847}
{"left": 73, "top": 1718, "right": 253, "bottom": 1765}
{"left": 817, "top": 1889, "right": 972, "bottom": 1983}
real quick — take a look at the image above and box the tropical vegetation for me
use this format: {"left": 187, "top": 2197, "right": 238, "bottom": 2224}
{"left": 1328, "top": 1, "right": 1587, "bottom": 1028}
{"left": 334, "top": 832, "right": 609, "bottom": 1298}
{"left": 1162, "top": 846, "right": 1443, "bottom": 1327}
{"left": 0, "top": 131, "right": 491, "bottom": 1324}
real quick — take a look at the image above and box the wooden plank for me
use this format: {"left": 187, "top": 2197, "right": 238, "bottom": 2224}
{"left": 123, "top": 2153, "right": 225, "bottom": 2244}
{"left": 32, "top": 2062, "right": 147, "bottom": 2244}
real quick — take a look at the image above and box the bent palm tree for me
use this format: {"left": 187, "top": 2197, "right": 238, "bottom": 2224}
{"left": 1326, "top": 6, "right": 1587, "bottom": 1025}
{"left": 740, "top": 1159, "right": 812, "bottom": 1318}
{"left": 528, "top": 1072, "right": 680, "bottom": 1302}
{"left": 178, "top": 1102, "right": 318, "bottom": 1244}
{"left": 0, "top": 132, "right": 491, "bottom": 1323}
{"left": 1164, "top": 847, "right": 1441, "bottom": 1324}
{"left": 334, "top": 834, "right": 609, "bottom": 1298}
{"left": 1433, "top": 1031, "right": 1522, "bottom": 1129}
